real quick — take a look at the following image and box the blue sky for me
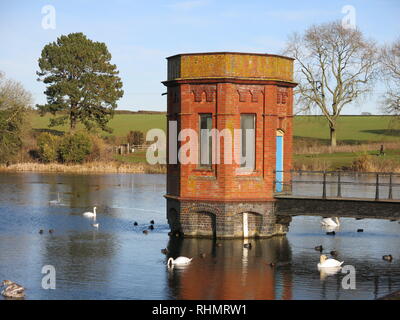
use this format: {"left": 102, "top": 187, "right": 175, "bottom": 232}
{"left": 0, "top": 0, "right": 399, "bottom": 113}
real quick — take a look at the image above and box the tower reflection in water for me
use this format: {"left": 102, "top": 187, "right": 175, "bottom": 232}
{"left": 165, "top": 237, "right": 293, "bottom": 300}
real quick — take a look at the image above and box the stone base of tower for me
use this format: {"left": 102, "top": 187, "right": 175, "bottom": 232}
{"left": 166, "top": 197, "right": 291, "bottom": 239}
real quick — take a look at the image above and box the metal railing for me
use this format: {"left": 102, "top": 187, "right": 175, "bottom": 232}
{"left": 274, "top": 170, "right": 400, "bottom": 201}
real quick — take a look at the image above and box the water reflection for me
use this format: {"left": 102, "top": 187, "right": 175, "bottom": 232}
{"left": 41, "top": 231, "right": 118, "bottom": 290}
{"left": 165, "top": 237, "right": 293, "bottom": 300}
{"left": 319, "top": 267, "right": 342, "bottom": 280}
{"left": 322, "top": 225, "right": 340, "bottom": 233}
{"left": 0, "top": 173, "right": 399, "bottom": 300}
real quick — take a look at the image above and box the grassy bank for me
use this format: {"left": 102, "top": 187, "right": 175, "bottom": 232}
{"left": 294, "top": 143, "right": 400, "bottom": 172}
{"left": 2, "top": 151, "right": 399, "bottom": 174}
{"left": 0, "top": 161, "right": 166, "bottom": 174}
{"left": 5, "top": 145, "right": 399, "bottom": 174}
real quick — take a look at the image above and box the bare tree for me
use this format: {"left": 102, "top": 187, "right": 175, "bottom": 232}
{"left": 284, "top": 21, "right": 378, "bottom": 146}
{"left": 0, "top": 72, "right": 33, "bottom": 162}
{"left": 0, "top": 72, "right": 32, "bottom": 112}
{"left": 380, "top": 39, "right": 400, "bottom": 115}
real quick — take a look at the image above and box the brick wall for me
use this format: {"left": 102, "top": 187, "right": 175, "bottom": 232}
{"left": 166, "top": 198, "right": 291, "bottom": 239}
{"left": 166, "top": 81, "right": 294, "bottom": 201}
{"left": 164, "top": 52, "right": 296, "bottom": 238}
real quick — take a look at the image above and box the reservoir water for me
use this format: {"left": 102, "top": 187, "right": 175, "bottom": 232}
{"left": 0, "top": 172, "right": 399, "bottom": 300}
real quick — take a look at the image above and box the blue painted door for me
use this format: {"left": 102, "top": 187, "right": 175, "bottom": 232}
{"left": 276, "top": 135, "right": 283, "bottom": 192}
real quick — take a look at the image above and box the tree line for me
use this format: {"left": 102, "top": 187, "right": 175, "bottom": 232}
{"left": 0, "top": 22, "right": 399, "bottom": 164}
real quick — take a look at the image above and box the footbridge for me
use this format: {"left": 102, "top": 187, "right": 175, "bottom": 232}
{"left": 274, "top": 171, "right": 400, "bottom": 220}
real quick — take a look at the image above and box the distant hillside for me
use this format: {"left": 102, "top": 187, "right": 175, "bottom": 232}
{"left": 115, "top": 110, "right": 166, "bottom": 115}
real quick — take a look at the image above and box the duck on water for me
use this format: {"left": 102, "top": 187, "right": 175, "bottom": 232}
{"left": 1, "top": 280, "right": 25, "bottom": 299}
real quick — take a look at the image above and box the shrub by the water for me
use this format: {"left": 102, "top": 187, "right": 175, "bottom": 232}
{"left": 103, "top": 134, "right": 117, "bottom": 145}
{"left": 85, "top": 135, "right": 113, "bottom": 162}
{"left": 58, "top": 132, "right": 92, "bottom": 163}
{"left": 352, "top": 154, "right": 400, "bottom": 172}
{"left": 127, "top": 130, "right": 145, "bottom": 146}
{"left": 37, "top": 132, "right": 60, "bottom": 163}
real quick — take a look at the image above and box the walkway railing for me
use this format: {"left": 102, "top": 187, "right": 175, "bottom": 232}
{"left": 274, "top": 170, "right": 400, "bottom": 201}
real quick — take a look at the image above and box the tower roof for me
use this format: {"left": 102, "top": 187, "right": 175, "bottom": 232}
{"left": 166, "top": 52, "right": 294, "bottom": 83}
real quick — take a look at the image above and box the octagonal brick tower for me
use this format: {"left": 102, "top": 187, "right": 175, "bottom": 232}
{"left": 163, "top": 52, "right": 296, "bottom": 239}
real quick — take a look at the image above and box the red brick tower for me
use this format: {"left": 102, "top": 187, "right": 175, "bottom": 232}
{"left": 163, "top": 52, "right": 296, "bottom": 238}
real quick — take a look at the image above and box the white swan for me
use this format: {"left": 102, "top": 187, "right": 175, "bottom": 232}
{"left": 321, "top": 217, "right": 340, "bottom": 227}
{"left": 49, "top": 192, "right": 61, "bottom": 206}
{"left": 167, "top": 257, "right": 192, "bottom": 267}
{"left": 83, "top": 206, "right": 97, "bottom": 219}
{"left": 319, "top": 266, "right": 342, "bottom": 279}
{"left": 317, "top": 255, "right": 344, "bottom": 268}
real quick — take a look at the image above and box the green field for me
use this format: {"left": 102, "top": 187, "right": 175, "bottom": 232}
{"left": 30, "top": 113, "right": 167, "bottom": 137}
{"left": 30, "top": 113, "right": 400, "bottom": 143}
{"left": 294, "top": 116, "right": 400, "bottom": 144}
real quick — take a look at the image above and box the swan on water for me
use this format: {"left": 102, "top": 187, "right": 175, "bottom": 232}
{"left": 49, "top": 192, "right": 61, "bottom": 205}
{"left": 317, "top": 254, "right": 344, "bottom": 268}
{"left": 321, "top": 217, "right": 340, "bottom": 227}
{"left": 167, "top": 257, "right": 192, "bottom": 267}
{"left": 83, "top": 207, "right": 97, "bottom": 218}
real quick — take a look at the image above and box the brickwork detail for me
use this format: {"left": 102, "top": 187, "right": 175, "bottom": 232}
{"left": 277, "top": 87, "right": 288, "bottom": 104}
{"left": 191, "top": 84, "right": 216, "bottom": 102}
{"left": 277, "top": 87, "right": 289, "bottom": 117}
{"left": 236, "top": 85, "right": 263, "bottom": 103}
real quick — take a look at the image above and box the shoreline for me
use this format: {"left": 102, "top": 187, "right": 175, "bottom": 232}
{"left": 0, "top": 162, "right": 166, "bottom": 174}
{"left": 1, "top": 161, "right": 399, "bottom": 174}
{"left": 377, "top": 290, "right": 400, "bottom": 300}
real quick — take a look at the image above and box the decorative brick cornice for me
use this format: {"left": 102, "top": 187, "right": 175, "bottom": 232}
{"left": 190, "top": 84, "right": 217, "bottom": 102}
{"left": 162, "top": 78, "right": 297, "bottom": 87}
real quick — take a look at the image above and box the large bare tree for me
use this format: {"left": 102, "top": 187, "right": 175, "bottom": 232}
{"left": 380, "top": 39, "right": 400, "bottom": 115}
{"left": 285, "top": 21, "right": 378, "bottom": 146}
